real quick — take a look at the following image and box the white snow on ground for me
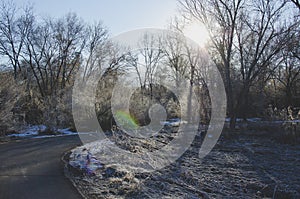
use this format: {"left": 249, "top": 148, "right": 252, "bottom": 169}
{"left": 223, "top": 117, "right": 299, "bottom": 123}
{"left": 284, "top": 120, "right": 300, "bottom": 123}
{"left": 246, "top": 118, "right": 263, "bottom": 122}
{"left": 6, "top": 125, "right": 78, "bottom": 138}
{"left": 7, "top": 125, "right": 47, "bottom": 137}
{"left": 225, "top": 118, "right": 241, "bottom": 122}
{"left": 160, "top": 118, "right": 188, "bottom": 127}
{"left": 57, "top": 128, "right": 78, "bottom": 135}
{"left": 69, "top": 145, "right": 104, "bottom": 175}
{"left": 224, "top": 117, "right": 300, "bottom": 123}
{"left": 34, "top": 133, "right": 77, "bottom": 139}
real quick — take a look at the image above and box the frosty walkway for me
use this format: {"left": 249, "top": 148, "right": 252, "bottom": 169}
{"left": 0, "top": 136, "right": 83, "bottom": 199}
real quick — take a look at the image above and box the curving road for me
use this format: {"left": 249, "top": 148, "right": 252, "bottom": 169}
{"left": 0, "top": 135, "right": 83, "bottom": 199}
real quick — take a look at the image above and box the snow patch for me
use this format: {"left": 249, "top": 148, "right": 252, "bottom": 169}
{"left": 69, "top": 147, "right": 104, "bottom": 175}
{"left": 7, "top": 125, "right": 46, "bottom": 137}
{"left": 6, "top": 125, "right": 78, "bottom": 138}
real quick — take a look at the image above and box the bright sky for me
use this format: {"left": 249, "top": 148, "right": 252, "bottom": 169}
{"left": 13, "top": 0, "right": 209, "bottom": 46}
{"left": 14, "top": 0, "right": 178, "bottom": 35}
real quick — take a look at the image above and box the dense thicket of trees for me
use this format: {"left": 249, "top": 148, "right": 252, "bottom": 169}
{"left": 0, "top": 0, "right": 299, "bottom": 134}
{"left": 0, "top": 1, "right": 114, "bottom": 131}
{"left": 179, "top": 0, "right": 300, "bottom": 128}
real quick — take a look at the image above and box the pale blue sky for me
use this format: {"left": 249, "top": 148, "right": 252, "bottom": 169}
{"left": 14, "top": 0, "right": 179, "bottom": 36}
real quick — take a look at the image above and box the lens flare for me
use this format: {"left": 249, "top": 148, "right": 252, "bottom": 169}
{"left": 115, "top": 110, "right": 139, "bottom": 130}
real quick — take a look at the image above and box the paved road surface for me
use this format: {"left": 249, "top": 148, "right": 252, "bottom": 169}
{"left": 0, "top": 136, "right": 83, "bottom": 199}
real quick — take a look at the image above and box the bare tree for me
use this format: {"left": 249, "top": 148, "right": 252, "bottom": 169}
{"left": 23, "top": 19, "right": 53, "bottom": 96}
{"left": 51, "top": 13, "right": 85, "bottom": 90}
{"left": 160, "top": 22, "right": 188, "bottom": 87}
{"left": 291, "top": 0, "right": 300, "bottom": 9}
{"left": 0, "top": 1, "right": 34, "bottom": 79}
{"left": 179, "top": 0, "right": 244, "bottom": 128}
{"left": 234, "top": 0, "right": 291, "bottom": 118}
{"left": 273, "top": 27, "right": 300, "bottom": 107}
{"left": 82, "top": 22, "right": 109, "bottom": 81}
{"left": 179, "top": 0, "right": 300, "bottom": 127}
{"left": 133, "top": 33, "right": 164, "bottom": 98}
{"left": 22, "top": 13, "right": 86, "bottom": 97}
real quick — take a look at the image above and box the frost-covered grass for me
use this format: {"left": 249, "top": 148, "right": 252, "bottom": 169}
{"left": 67, "top": 129, "right": 300, "bottom": 199}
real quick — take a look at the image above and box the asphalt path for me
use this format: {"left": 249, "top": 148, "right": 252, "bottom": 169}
{"left": 0, "top": 135, "right": 83, "bottom": 199}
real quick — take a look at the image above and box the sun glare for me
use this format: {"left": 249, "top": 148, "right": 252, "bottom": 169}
{"left": 183, "top": 22, "right": 210, "bottom": 47}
